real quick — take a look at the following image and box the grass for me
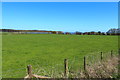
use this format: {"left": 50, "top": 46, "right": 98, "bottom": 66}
{"left": 2, "top": 34, "right": 118, "bottom": 78}
{"left": 74, "top": 55, "right": 119, "bottom": 78}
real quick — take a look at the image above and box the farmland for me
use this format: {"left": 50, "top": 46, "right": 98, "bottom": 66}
{"left": 2, "top": 34, "right": 118, "bottom": 78}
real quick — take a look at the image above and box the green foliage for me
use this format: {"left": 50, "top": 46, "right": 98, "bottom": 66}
{"left": 2, "top": 34, "right": 118, "bottom": 78}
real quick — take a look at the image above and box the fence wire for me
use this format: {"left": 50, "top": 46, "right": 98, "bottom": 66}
{"left": 2, "top": 50, "right": 119, "bottom": 78}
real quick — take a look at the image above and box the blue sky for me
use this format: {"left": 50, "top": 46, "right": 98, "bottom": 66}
{"left": 2, "top": 2, "right": 118, "bottom": 32}
{"left": 1, "top": 0, "right": 120, "bottom": 2}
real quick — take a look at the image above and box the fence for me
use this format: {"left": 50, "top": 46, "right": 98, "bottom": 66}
{"left": 24, "top": 49, "right": 119, "bottom": 79}
{"left": 2, "top": 49, "right": 119, "bottom": 78}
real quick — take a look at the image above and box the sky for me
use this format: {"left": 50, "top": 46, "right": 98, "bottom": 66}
{"left": 2, "top": 2, "right": 118, "bottom": 32}
{"left": 1, "top": 0, "right": 120, "bottom": 2}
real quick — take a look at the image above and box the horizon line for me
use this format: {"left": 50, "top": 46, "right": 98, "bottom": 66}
{"left": 1, "top": 28, "right": 119, "bottom": 32}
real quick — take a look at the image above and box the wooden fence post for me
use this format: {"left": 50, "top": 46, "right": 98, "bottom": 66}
{"left": 84, "top": 56, "right": 86, "bottom": 71}
{"left": 64, "top": 59, "right": 68, "bottom": 78}
{"left": 111, "top": 50, "right": 113, "bottom": 58}
{"left": 27, "top": 65, "right": 33, "bottom": 78}
{"left": 101, "top": 52, "right": 103, "bottom": 60}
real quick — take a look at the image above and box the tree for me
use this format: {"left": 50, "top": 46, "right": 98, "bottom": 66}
{"left": 75, "top": 31, "right": 82, "bottom": 35}
{"left": 58, "top": 31, "right": 64, "bottom": 34}
{"left": 98, "top": 31, "right": 101, "bottom": 35}
{"left": 52, "top": 31, "right": 57, "bottom": 34}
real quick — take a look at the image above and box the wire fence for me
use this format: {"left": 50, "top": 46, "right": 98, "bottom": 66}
{"left": 2, "top": 49, "right": 119, "bottom": 78}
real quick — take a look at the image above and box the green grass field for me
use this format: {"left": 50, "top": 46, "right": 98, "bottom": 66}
{"left": 2, "top": 34, "right": 118, "bottom": 78}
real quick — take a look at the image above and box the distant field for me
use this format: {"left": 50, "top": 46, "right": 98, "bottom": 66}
{"left": 2, "top": 34, "right": 118, "bottom": 78}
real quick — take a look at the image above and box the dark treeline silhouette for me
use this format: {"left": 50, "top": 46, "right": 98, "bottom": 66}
{"left": 0, "top": 28, "right": 120, "bottom": 35}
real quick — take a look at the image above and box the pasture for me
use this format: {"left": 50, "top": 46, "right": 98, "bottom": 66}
{"left": 2, "top": 34, "right": 118, "bottom": 78}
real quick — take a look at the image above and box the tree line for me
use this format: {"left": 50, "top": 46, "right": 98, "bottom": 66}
{"left": 1, "top": 28, "right": 120, "bottom": 35}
